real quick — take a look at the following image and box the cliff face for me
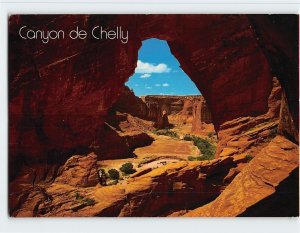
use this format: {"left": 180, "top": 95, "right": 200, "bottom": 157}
{"left": 248, "top": 15, "right": 299, "bottom": 143}
{"left": 112, "top": 86, "right": 149, "bottom": 119}
{"left": 142, "top": 95, "right": 207, "bottom": 127}
{"left": 191, "top": 96, "right": 213, "bottom": 134}
{"left": 216, "top": 77, "right": 283, "bottom": 157}
{"left": 142, "top": 95, "right": 199, "bottom": 115}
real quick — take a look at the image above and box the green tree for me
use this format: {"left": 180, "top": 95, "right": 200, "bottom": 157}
{"left": 120, "top": 162, "right": 136, "bottom": 175}
{"left": 108, "top": 169, "right": 120, "bottom": 180}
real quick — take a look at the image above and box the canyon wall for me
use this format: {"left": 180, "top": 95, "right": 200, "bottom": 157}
{"left": 248, "top": 15, "right": 299, "bottom": 143}
{"left": 142, "top": 95, "right": 210, "bottom": 126}
{"left": 191, "top": 96, "right": 213, "bottom": 134}
{"left": 142, "top": 95, "right": 199, "bottom": 115}
{"left": 112, "top": 86, "right": 149, "bottom": 119}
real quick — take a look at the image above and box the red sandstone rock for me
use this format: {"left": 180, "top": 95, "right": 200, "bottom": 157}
{"left": 11, "top": 156, "right": 237, "bottom": 217}
{"left": 154, "top": 110, "right": 170, "bottom": 129}
{"left": 248, "top": 15, "right": 299, "bottom": 143}
{"left": 112, "top": 86, "right": 149, "bottom": 119}
{"left": 142, "top": 95, "right": 197, "bottom": 127}
{"left": 216, "top": 77, "right": 282, "bottom": 157}
{"left": 191, "top": 96, "right": 213, "bottom": 134}
{"left": 183, "top": 136, "right": 299, "bottom": 217}
{"left": 55, "top": 153, "right": 99, "bottom": 187}
{"left": 92, "top": 119, "right": 154, "bottom": 160}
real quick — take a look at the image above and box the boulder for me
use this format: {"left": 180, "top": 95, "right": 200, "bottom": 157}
{"left": 55, "top": 153, "right": 99, "bottom": 187}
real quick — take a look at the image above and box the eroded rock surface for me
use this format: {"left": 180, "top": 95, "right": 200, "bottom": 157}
{"left": 183, "top": 136, "right": 299, "bottom": 217}
{"left": 12, "top": 156, "right": 239, "bottom": 217}
{"left": 55, "top": 153, "right": 99, "bottom": 187}
{"left": 191, "top": 96, "right": 213, "bottom": 134}
{"left": 216, "top": 77, "right": 282, "bottom": 157}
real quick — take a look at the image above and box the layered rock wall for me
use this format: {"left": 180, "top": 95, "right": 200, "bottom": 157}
{"left": 248, "top": 15, "right": 299, "bottom": 143}
{"left": 191, "top": 96, "right": 213, "bottom": 133}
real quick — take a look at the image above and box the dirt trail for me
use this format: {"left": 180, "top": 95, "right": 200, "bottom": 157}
{"left": 134, "top": 134, "right": 199, "bottom": 158}
{"left": 98, "top": 127, "right": 200, "bottom": 171}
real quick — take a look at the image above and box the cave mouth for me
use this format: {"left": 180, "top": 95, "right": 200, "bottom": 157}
{"left": 110, "top": 38, "right": 218, "bottom": 166}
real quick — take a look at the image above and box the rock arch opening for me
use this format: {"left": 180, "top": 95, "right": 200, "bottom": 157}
{"left": 116, "top": 38, "right": 218, "bottom": 163}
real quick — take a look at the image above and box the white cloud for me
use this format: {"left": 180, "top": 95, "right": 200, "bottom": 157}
{"left": 140, "top": 73, "right": 151, "bottom": 79}
{"left": 155, "top": 84, "right": 161, "bottom": 87}
{"left": 162, "top": 83, "right": 169, "bottom": 87}
{"left": 145, "top": 86, "right": 152, "bottom": 89}
{"left": 135, "top": 60, "right": 171, "bottom": 74}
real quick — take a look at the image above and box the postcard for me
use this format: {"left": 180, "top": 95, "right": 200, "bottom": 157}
{"left": 8, "top": 14, "right": 299, "bottom": 217}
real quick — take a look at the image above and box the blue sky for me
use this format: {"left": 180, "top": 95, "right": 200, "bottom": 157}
{"left": 125, "top": 38, "right": 201, "bottom": 96}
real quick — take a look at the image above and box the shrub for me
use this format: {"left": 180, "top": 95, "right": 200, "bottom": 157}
{"left": 188, "top": 154, "right": 214, "bottom": 161}
{"left": 188, "top": 156, "right": 197, "bottom": 161}
{"left": 194, "top": 137, "right": 216, "bottom": 157}
{"left": 74, "top": 192, "right": 84, "bottom": 200}
{"left": 84, "top": 198, "right": 96, "bottom": 206}
{"left": 108, "top": 169, "right": 120, "bottom": 180}
{"left": 184, "top": 135, "right": 216, "bottom": 160}
{"left": 98, "top": 168, "right": 107, "bottom": 177}
{"left": 198, "top": 154, "right": 215, "bottom": 161}
{"left": 183, "top": 134, "right": 193, "bottom": 141}
{"left": 188, "top": 156, "right": 201, "bottom": 161}
{"left": 245, "top": 154, "right": 254, "bottom": 162}
{"left": 208, "top": 131, "right": 215, "bottom": 138}
{"left": 120, "top": 162, "right": 136, "bottom": 175}
{"left": 73, "top": 193, "right": 96, "bottom": 206}
{"left": 153, "top": 129, "right": 179, "bottom": 138}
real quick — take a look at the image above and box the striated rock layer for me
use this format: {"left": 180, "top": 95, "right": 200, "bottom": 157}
{"left": 216, "top": 77, "right": 283, "bottom": 158}
{"left": 11, "top": 156, "right": 239, "bottom": 217}
{"left": 142, "top": 95, "right": 213, "bottom": 131}
{"left": 191, "top": 96, "right": 213, "bottom": 134}
{"left": 183, "top": 136, "right": 299, "bottom": 217}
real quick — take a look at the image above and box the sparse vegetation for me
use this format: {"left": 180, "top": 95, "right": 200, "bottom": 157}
{"left": 188, "top": 154, "right": 215, "bottom": 161}
{"left": 184, "top": 134, "right": 216, "bottom": 160}
{"left": 74, "top": 192, "right": 84, "bottom": 200}
{"left": 188, "top": 156, "right": 200, "bottom": 161}
{"left": 152, "top": 129, "right": 179, "bottom": 138}
{"left": 73, "top": 192, "right": 96, "bottom": 206}
{"left": 99, "top": 168, "right": 107, "bottom": 177}
{"left": 84, "top": 197, "right": 96, "bottom": 206}
{"left": 208, "top": 131, "right": 215, "bottom": 138}
{"left": 245, "top": 154, "right": 254, "bottom": 162}
{"left": 120, "top": 162, "right": 136, "bottom": 175}
{"left": 183, "top": 134, "right": 193, "bottom": 141}
{"left": 108, "top": 169, "right": 120, "bottom": 180}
